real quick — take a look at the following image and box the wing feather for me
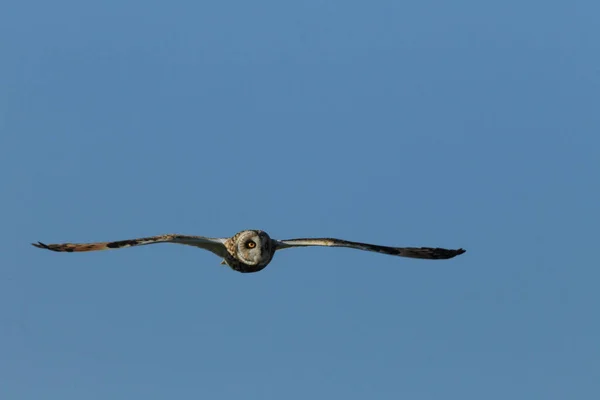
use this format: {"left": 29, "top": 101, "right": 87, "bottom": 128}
{"left": 274, "top": 238, "right": 465, "bottom": 260}
{"left": 32, "top": 234, "right": 228, "bottom": 258}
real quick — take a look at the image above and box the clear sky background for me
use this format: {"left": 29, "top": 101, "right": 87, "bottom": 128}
{"left": 1, "top": 1, "right": 599, "bottom": 399}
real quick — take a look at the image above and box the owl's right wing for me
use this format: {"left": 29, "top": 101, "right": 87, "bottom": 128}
{"left": 32, "top": 234, "right": 229, "bottom": 258}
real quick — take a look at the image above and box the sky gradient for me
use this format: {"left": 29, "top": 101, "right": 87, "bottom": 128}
{"left": 1, "top": 1, "right": 599, "bottom": 399}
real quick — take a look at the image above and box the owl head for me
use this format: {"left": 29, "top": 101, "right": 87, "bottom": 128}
{"left": 225, "top": 230, "right": 275, "bottom": 273}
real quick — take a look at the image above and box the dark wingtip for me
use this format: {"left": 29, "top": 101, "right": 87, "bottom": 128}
{"left": 32, "top": 242, "right": 55, "bottom": 251}
{"left": 433, "top": 247, "right": 466, "bottom": 259}
{"left": 450, "top": 248, "right": 466, "bottom": 258}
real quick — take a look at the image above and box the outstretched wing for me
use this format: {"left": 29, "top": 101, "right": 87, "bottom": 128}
{"left": 274, "top": 238, "right": 465, "bottom": 260}
{"left": 32, "top": 234, "right": 229, "bottom": 258}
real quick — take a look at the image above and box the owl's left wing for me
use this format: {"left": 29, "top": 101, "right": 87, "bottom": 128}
{"left": 274, "top": 237, "right": 465, "bottom": 260}
{"left": 32, "top": 234, "right": 229, "bottom": 258}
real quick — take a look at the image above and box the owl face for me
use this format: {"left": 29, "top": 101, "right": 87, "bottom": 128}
{"left": 227, "top": 230, "right": 275, "bottom": 272}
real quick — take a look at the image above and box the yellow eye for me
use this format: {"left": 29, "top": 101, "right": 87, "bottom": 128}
{"left": 246, "top": 241, "right": 256, "bottom": 249}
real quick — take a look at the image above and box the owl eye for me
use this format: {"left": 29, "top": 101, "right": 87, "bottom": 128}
{"left": 246, "top": 241, "right": 256, "bottom": 249}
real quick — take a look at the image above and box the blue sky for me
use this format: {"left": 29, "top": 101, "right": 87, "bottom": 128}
{"left": 1, "top": 1, "right": 599, "bottom": 398}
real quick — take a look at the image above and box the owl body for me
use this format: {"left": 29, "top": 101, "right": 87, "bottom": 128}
{"left": 223, "top": 230, "right": 275, "bottom": 273}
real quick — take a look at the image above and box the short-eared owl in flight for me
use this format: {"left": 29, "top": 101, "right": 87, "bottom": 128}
{"left": 32, "top": 230, "right": 466, "bottom": 273}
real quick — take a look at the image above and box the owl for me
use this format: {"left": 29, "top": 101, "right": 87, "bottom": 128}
{"left": 32, "top": 230, "right": 466, "bottom": 273}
